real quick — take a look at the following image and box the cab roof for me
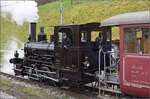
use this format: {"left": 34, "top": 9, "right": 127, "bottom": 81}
{"left": 55, "top": 22, "right": 101, "bottom": 31}
{"left": 55, "top": 22, "right": 100, "bottom": 27}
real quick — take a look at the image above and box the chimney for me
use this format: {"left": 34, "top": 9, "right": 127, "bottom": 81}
{"left": 29, "top": 22, "right": 36, "bottom": 42}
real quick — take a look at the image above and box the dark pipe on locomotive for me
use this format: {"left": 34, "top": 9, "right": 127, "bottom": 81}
{"left": 29, "top": 22, "right": 36, "bottom": 42}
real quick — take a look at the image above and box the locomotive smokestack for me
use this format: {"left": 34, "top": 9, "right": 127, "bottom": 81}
{"left": 29, "top": 22, "right": 36, "bottom": 42}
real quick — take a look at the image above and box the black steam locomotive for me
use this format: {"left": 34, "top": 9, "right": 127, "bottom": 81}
{"left": 10, "top": 22, "right": 112, "bottom": 86}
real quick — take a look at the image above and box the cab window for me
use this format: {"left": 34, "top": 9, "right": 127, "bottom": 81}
{"left": 81, "top": 31, "right": 88, "bottom": 43}
{"left": 57, "top": 28, "right": 73, "bottom": 46}
{"left": 91, "top": 31, "right": 99, "bottom": 42}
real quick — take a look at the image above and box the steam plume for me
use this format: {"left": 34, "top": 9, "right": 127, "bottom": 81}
{"left": 1, "top": 38, "right": 24, "bottom": 75}
{"left": 1, "top": 0, "right": 39, "bottom": 25}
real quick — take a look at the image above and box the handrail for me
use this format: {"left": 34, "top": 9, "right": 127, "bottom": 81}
{"left": 98, "top": 47, "right": 119, "bottom": 97}
{"left": 98, "top": 47, "right": 102, "bottom": 97}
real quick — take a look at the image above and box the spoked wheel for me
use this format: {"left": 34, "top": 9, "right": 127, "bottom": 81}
{"left": 39, "top": 67, "right": 49, "bottom": 82}
{"left": 28, "top": 65, "right": 39, "bottom": 81}
{"left": 39, "top": 66, "right": 57, "bottom": 86}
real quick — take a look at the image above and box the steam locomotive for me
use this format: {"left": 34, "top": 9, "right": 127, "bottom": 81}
{"left": 10, "top": 11, "right": 150, "bottom": 98}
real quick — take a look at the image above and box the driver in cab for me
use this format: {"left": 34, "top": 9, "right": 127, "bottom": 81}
{"left": 62, "top": 33, "right": 71, "bottom": 49}
{"left": 96, "top": 32, "right": 104, "bottom": 49}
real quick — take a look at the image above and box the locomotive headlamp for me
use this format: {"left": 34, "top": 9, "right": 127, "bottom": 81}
{"left": 83, "top": 56, "right": 90, "bottom": 69}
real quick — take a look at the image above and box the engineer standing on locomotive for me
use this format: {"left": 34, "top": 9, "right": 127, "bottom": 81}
{"left": 96, "top": 32, "right": 104, "bottom": 49}
{"left": 96, "top": 32, "right": 105, "bottom": 69}
{"left": 62, "top": 33, "right": 72, "bottom": 66}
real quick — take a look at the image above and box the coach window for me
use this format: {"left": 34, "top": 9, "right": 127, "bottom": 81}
{"left": 142, "top": 27, "right": 150, "bottom": 54}
{"left": 124, "top": 26, "right": 150, "bottom": 54}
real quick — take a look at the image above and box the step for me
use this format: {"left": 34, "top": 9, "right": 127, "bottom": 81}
{"left": 105, "top": 73, "right": 119, "bottom": 77}
{"left": 104, "top": 81, "right": 120, "bottom": 85}
{"left": 99, "top": 87, "right": 121, "bottom": 94}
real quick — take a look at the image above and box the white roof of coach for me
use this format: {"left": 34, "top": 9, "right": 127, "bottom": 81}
{"left": 101, "top": 11, "right": 150, "bottom": 27}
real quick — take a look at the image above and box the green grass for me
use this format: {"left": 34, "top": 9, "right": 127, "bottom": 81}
{"left": 1, "top": 0, "right": 150, "bottom": 49}
{"left": 0, "top": 81, "right": 14, "bottom": 87}
{"left": 23, "top": 87, "right": 42, "bottom": 96}
{"left": 23, "top": 86, "right": 58, "bottom": 99}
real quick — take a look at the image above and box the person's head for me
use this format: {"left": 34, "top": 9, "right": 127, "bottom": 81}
{"left": 63, "top": 33, "right": 67, "bottom": 40}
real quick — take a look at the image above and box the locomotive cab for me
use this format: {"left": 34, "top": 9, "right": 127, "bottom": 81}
{"left": 54, "top": 23, "right": 112, "bottom": 85}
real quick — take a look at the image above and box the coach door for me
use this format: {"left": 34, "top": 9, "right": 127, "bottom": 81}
{"left": 120, "top": 24, "right": 150, "bottom": 96}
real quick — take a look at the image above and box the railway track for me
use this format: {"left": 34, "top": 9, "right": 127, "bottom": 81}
{"left": 0, "top": 72, "right": 101, "bottom": 98}
{"left": 0, "top": 71, "right": 57, "bottom": 91}
{"left": 0, "top": 72, "right": 34, "bottom": 85}
{"left": 0, "top": 72, "right": 126, "bottom": 99}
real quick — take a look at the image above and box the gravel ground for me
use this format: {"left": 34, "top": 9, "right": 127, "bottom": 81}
{"left": 0, "top": 91, "right": 17, "bottom": 99}
{"left": 0, "top": 74, "right": 99, "bottom": 99}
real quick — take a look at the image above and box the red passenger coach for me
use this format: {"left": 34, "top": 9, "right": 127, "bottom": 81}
{"left": 101, "top": 11, "right": 150, "bottom": 97}
{"left": 120, "top": 24, "right": 150, "bottom": 97}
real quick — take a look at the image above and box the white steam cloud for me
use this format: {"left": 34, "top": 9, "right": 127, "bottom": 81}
{"left": 1, "top": 0, "right": 39, "bottom": 25}
{"left": 1, "top": 0, "right": 38, "bottom": 74}
{"left": 1, "top": 38, "right": 24, "bottom": 75}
